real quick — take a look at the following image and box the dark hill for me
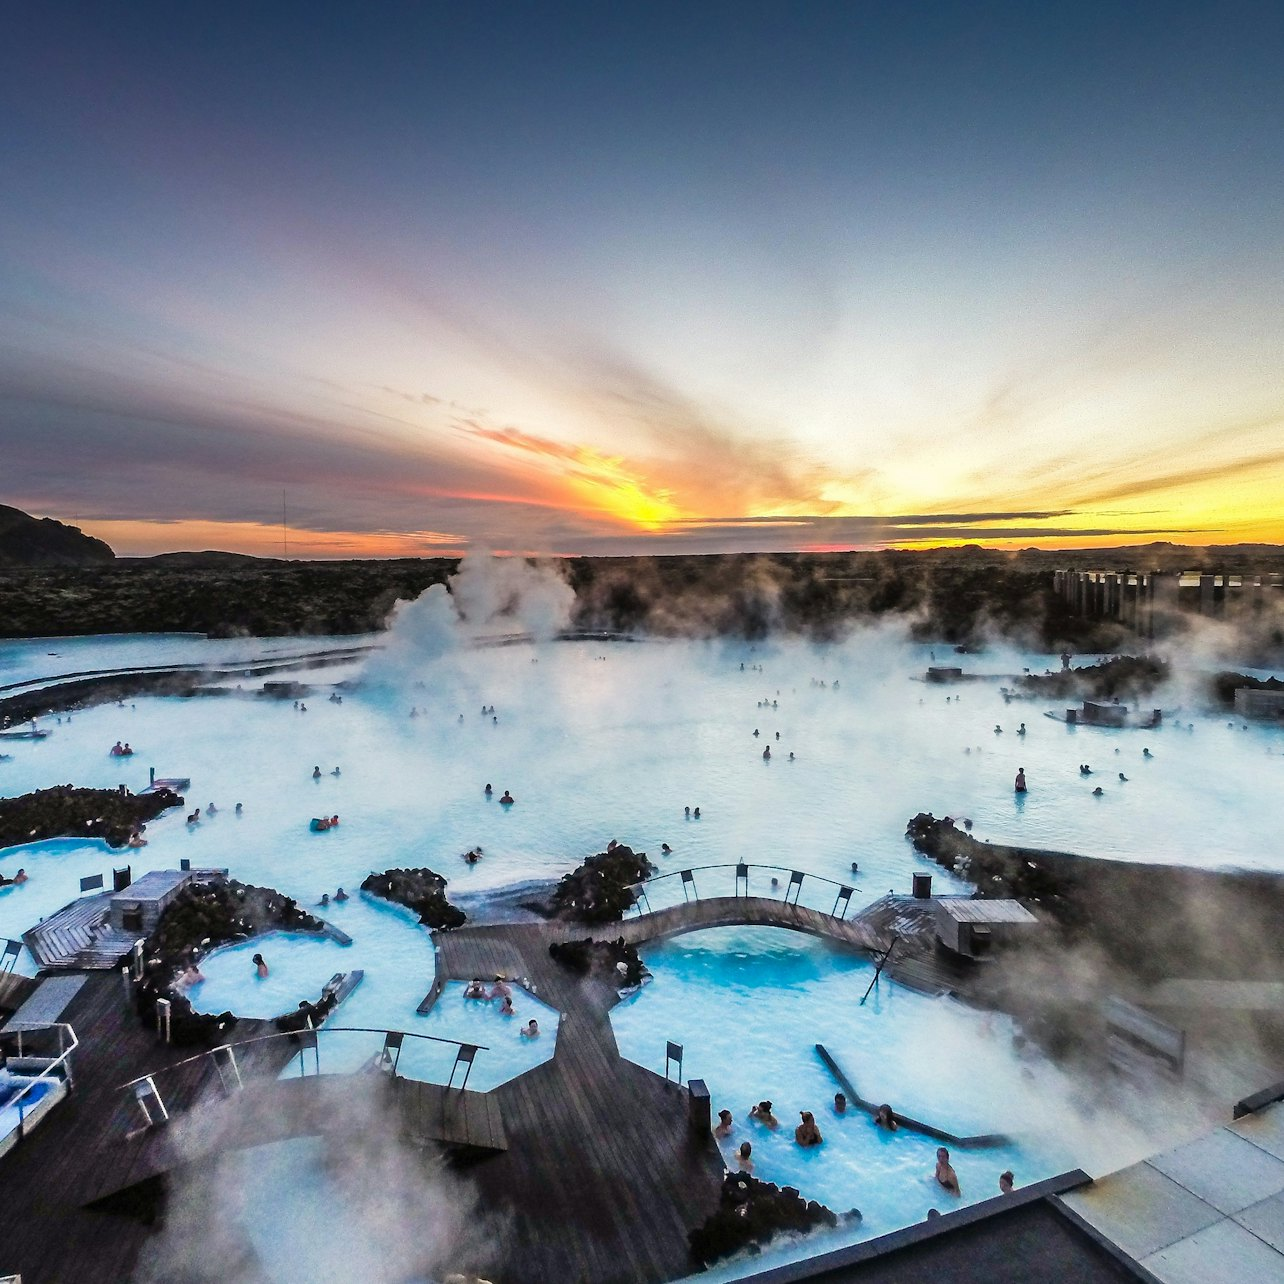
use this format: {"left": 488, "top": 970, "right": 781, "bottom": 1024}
{"left": 0, "top": 504, "right": 114, "bottom": 567}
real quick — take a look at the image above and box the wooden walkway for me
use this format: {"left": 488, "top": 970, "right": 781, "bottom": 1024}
{"left": 431, "top": 919, "right": 728, "bottom": 1284}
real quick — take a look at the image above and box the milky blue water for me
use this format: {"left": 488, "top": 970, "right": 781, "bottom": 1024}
{"left": 2, "top": 628, "right": 1280, "bottom": 1256}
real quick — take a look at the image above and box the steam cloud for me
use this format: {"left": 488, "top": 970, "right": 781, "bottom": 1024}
{"left": 134, "top": 1076, "right": 502, "bottom": 1283}
{"left": 364, "top": 549, "right": 576, "bottom": 684}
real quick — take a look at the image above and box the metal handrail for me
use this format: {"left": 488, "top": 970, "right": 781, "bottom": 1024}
{"left": 117, "top": 1024, "right": 490, "bottom": 1092}
{"left": 1, "top": 1021, "right": 79, "bottom": 1138}
{"left": 631, "top": 862, "right": 860, "bottom": 896}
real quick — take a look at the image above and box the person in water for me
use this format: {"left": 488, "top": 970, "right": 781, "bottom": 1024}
{"left": 715, "top": 1109, "right": 735, "bottom": 1138}
{"left": 312, "top": 766, "right": 322, "bottom": 779}
{"left": 750, "top": 1100, "right": 779, "bottom": 1128}
{"left": 464, "top": 849, "right": 482, "bottom": 864}
{"left": 499, "top": 995, "right": 515, "bottom": 1016}
{"left": 490, "top": 976, "right": 512, "bottom": 1000}
{"left": 999, "top": 1170, "right": 1015, "bottom": 1194}
{"left": 1014, "top": 768, "right": 1027, "bottom": 793}
{"left": 331, "top": 767, "right": 341, "bottom": 777}
{"left": 874, "top": 1103, "right": 898, "bottom": 1131}
{"left": 684, "top": 806, "right": 690, "bottom": 817}
{"left": 252, "top": 953, "right": 269, "bottom": 978}
{"left": 1143, "top": 747, "right": 1153, "bottom": 757}
{"left": 318, "top": 893, "right": 330, "bottom": 907}
{"left": 334, "top": 887, "right": 348, "bottom": 901}
{"left": 833, "top": 1092, "right": 847, "bottom": 1114}
{"left": 464, "top": 978, "right": 487, "bottom": 999}
{"left": 661, "top": 842, "right": 672, "bottom": 854}
{"left": 485, "top": 783, "right": 493, "bottom": 796}
{"left": 235, "top": 802, "right": 243, "bottom": 815}
{"left": 207, "top": 802, "right": 218, "bottom": 816}
{"left": 795, "top": 1111, "right": 823, "bottom": 1147}
{"left": 1092, "top": 786, "right": 1104, "bottom": 796}
{"left": 127, "top": 830, "right": 147, "bottom": 848}
{"left": 499, "top": 790, "right": 514, "bottom": 805}
{"left": 762, "top": 746, "right": 771, "bottom": 759}
{"left": 1119, "top": 772, "right": 1129, "bottom": 782}
{"left": 1017, "top": 723, "right": 1026, "bottom": 735}
{"left": 693, "top": 807, "right": 701, "bottom": 818}
{"left": 737, "top": 1141, "right": 754, "bottom": 1172}
{"left": 521, "top": 1018, "right": 539, "bottom": 1038}
{"left": 7, "top": 868, "right": 28, "bottom": 885}
{"left": 935, "top": 1147, "right": 961, "bottom": 1195}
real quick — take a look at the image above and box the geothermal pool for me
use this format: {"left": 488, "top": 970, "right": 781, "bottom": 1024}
{"left": 2, "top": 624, "right": 1281, "bottom": 1261}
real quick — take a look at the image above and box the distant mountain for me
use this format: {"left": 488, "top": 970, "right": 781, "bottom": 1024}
{"left": 129, "top": 550, "right": 284, "bottom": 569}
{"left": 0, "top": 504, "right": 115, "bottom": 567}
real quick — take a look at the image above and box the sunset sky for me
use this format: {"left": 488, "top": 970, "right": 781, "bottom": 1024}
{"left": 2, "top": 2, "right": 1282, "bottom": 557}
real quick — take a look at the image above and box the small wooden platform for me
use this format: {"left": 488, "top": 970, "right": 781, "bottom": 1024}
{"left": 23, "top": 892, "right": 137, "bottom": 970}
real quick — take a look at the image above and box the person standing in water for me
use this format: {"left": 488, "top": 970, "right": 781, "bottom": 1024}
{"left": 935, "top": 1148, "right": 961, "bottom": 1195}
{"left": 252, "top": 953, "right": 269, "bottom": 978}
{"left": 1015, "top": 768, "right": 1027, "bottom": 793}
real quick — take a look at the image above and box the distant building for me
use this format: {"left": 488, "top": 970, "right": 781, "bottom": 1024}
{"left": 1234, "top": 687, "right": 1284, "bottom": 720}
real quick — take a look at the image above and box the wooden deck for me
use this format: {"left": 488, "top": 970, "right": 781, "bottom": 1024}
{"left": 432, "top": 919, "right": 728, "bottom": 1284}
{"left": 22, "top": 891, "right": 137, "bottom": 970}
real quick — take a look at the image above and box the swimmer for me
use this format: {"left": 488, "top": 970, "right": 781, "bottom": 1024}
{"left": 661, "top": 843, "right": 672, "bottom": 854}
{"left": 252, "top": 953, "right": 269, "bottom": 979}
{"left": 127, "top": 830, "right": 147, "bottom": 848}
{"left": 770, "top": 877, "right": 779, "bottom": 889}
{"left": 832, "top": 1092, "right": 847, "bottom": 1114}
{"left": 334, "top": 887, "right": 348, "bottom": 901}
{"left": 313, "top": 766, "right": 322, "bottom": 779}
{"left": 874, "top": 1103, "right": 898, "bottom": 1131}
{"left": 762, "top": 746, "right": 771, "bottom": 760}
{"left": 1092, "top": 786, "right": 1104, "bottom": 796}
{"left": 775, "top": 731, "right": 780, "bottom": 740}
{"left": 330, "top": 815, "right": 340, "bottom": 827}
{"left": 187, "top": 808, "right": 201, "bottom": 825}
{"left": 499, "top": 791, "right": 515, "bottom": 805}
{"left": 11, "top": 868, "right": 28, "bottom": 885}
{"left": 490, "top": 976, "right": 512, "bottom": 1000}
{"left": 235, "top": 802, "right": 243, "bottom": 815}
{"left": 850, "top": 861, "right": 859, "bottom": 873}
{"left": 684, "top": 806, "right": 690, "bottom": 818}
{"left": 485, "top": 783, "right": 493, "bottom": 796}
{"left": 737, "top": 1141, "right": 753, "bottom": 1172}
{"left": 749, "top": 1100, "right": 779, "bottom": 1129}
{"left": 693, "top": 807, "right": 701, "bottom": 819}
{"left": 1014, "top": 768, "right": 1027, "bottom": 793}
{"left": 1143, "top": 747, "right": 1153, "bottom": 757}
{"left": 999, "top": 1170, "right": 1015, "bottom": 1195}
{"left": 207, "top": 802, "right": 218, "bottom": 815}
{"left": 299, "top": 704, "right": 306, "bottom": 712}
{"left": 330, "top": 767, "right": 341, "bottom": 777}
{"left": 1118, "top": 772, "right": 1128, "bottom": 782}
{"left": 1017, "top": 723, "right": 1026, "bottom": 735}
{"left": 1080, "top": 764, "right": 1091, "bottom": 775}
{"left": 935, "top": 1147, "right": 961, "bottom": 1195}
{"left": 179, "top": 963, "right": 204, "bottom": 987}
{"left": 319, "top": 893, "right": 330, "bottom": 907}
{"left": 521, "top": 1018, "right": 539, "bottom": 1038}
{"left": 994, "top": 725, "right": 1002, "bottom": 734}
{"left": 464, "top": 978, "right": 487, "bottom": 999}
{"left": 499, "top": 995, "right": 515, "bottom": 1016}
{"left": 788, "top": 752, "right": 795, "bottom": 761}
{"left": 464, "top": 849, "right": 482, "bottom": 864}
{"left": 795, "top": 1111, "right": 823, "bottom": 1147}
{"left": 715, "top": 1109, "right": 734, "bottom": 1138}
{"left": 753, "top": 728, "right": 760, "bottom": 737}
